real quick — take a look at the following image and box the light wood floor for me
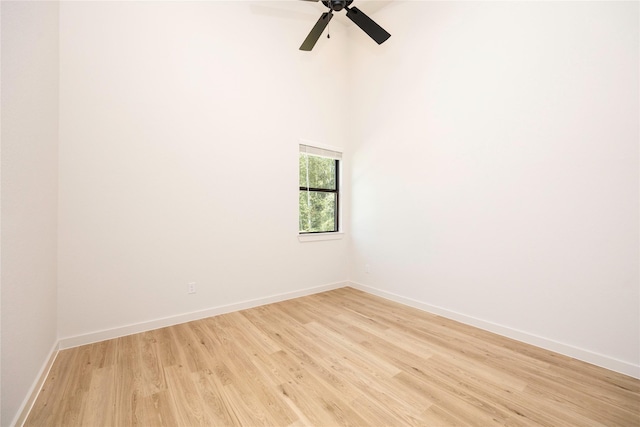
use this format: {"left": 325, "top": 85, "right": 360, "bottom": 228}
{"left": 25, "top": 287, "right": 639, "bottom": 426}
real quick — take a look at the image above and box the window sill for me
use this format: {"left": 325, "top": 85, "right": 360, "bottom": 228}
{"left": 298, "top": 232, "right": 344, "bottom": 242}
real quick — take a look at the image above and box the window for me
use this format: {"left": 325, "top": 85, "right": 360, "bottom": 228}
{"left": 299, "top": 144, "right": 341, "bottom": 234}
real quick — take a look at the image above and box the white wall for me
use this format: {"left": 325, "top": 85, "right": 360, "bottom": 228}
{"left": 57, "top": 1, "right": 351, "bottom": 341}
{"left": 2, "top": 2, "right": 638, "bottom": 424}
{"left": 1, "top": 1, "right": 59, "bottom": 425}
{"left": 349, "top": 1, "right": 639, "bottom": 375}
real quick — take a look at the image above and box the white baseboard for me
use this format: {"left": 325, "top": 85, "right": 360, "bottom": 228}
{"left": 19, "top": 279, "right": 637, "bottom": 427}
{"left": 17, "top": 281, "right": 347, "bottom": 425}
{"left": 58, "top": 281, "right": 348, "bottom": 350}
{"left": 348, "top": 281, "right": 640, "bottom": 379}
{"left": 12, "top": 341, "right": 59, "bottom": 427}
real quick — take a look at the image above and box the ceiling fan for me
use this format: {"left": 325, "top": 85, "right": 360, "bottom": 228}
{"left": 299, "top": 0, "right": 391, "bottom": 51}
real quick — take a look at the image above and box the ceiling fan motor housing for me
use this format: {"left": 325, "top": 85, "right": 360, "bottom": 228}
{"left": 321, "top": 0, "right": 354, "bottom": 11}
{"left": 300, "top": 0, "right": 390, "bottom": 51}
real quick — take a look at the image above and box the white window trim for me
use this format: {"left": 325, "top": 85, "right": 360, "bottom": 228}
{"left": 298, "top": 232, "right": 344, "bottom": 242}
{"left": 299, "top": 139, "right": 343, "bottom": 156}
{"left": 298, "top": 139, "right": 344, "bottom": 241}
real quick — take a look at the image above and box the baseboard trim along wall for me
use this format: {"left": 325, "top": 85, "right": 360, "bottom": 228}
{"left": 12, "top": 341, "right": 60, "bottom": 427}
{"left": 58, "top": 281, "right": 347, "bottom": 350}
{"left": 15, "top": 281, "right": 345, "bottom": 426}
{"left": 16, "top": 279, "right": 638, "bottom": 426}
{"left": 348, "top": 281, "right": 640, "bottom": 379}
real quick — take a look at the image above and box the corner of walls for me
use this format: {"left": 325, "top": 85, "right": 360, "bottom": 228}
{"left": 348, "top": 281, "right": 640, "bottom": 379}
{"left": 347, "top": 1, "right": 639, "bottom": 380}
{"left": 9, "top": 342, "right": 60, "bottom": 427}
{"left": 1, "top": 1, "right": 60, "bottom": 425}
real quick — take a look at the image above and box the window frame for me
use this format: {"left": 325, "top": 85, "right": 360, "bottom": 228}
{"left": 298, "top": 142, "right": 343, "bottom": 238}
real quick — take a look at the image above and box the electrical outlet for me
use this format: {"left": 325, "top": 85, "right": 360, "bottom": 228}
{"left": 365, "top": 264, "right": 371, "bottom": 274}
{"left": 187, "top": 282, "right": 196, "bottom": 294}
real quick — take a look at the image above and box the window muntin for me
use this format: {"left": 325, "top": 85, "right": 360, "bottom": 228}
{"left": 299, "top": 144, "right": 341, "bottom": 234}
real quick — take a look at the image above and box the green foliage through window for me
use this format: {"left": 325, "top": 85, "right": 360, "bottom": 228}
{"left": 299, "top": 153, "right": 339, "bottom": 233}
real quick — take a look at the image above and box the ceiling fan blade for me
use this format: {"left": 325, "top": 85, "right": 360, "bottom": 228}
{"left": 346, "top": 6, "right": 390, "bottom": 45}
{"left": 300, "top": 11, "right": 333, "bottom": 51}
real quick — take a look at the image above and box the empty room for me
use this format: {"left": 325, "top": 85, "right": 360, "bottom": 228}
{"left": 1, "top": 0, "right": 639, "bottom": 425}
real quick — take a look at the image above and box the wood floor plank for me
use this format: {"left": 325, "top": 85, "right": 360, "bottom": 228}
{"left": 141, "top": 391, "right": 179, "bottom": 426}
{"left": 24, "top": 287, "right": 640, "bottom": 426}
{"left": 224, "top": 311, "right": 282, "bottom": 355}
{"left": 164, "top": 364, "right": 207, "bottom": 426}
{"left": 112, "top": 334, "right": 143, "bottom": 427}
{"left": 79, "top": 366, "right": 116, "bottom": 427}
{"left": 25, "top": 347, "right": 77, "bottom": 426}
{"left": 193, "top": 368, "right": 242, "bottom": 425}
{"left": 136, "top": 331, "right": 166, "bottom": 398}
{"left": 155, "top": 326, "right": 179, "bottom": 368}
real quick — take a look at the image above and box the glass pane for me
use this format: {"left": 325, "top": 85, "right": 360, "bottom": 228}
{"left": 299, "top": 191, "right": 337, "bottom": 233}
{"left": 299, "top": 154, "right": 336, "bottom": 190}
